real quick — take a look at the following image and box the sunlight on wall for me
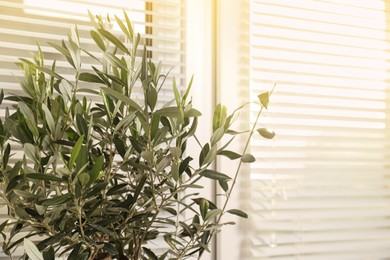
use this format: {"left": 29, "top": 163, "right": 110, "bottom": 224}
{"left": 247, "top": 1, "right": 390, "bottom": 258}
{"left": 251, "top": 1, "right": 388, "bottom": 129}
{"left": 23, "top": 0, "right": 146, "bottom": 33}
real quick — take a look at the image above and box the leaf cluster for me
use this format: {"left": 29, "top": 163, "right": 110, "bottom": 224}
{"left": 0, "top": 11, "right": 274, "bottom": 260}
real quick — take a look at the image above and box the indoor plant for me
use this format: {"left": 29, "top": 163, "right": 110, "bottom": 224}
{"left": 0, "top": 11, "right": 274, "bottom": 260}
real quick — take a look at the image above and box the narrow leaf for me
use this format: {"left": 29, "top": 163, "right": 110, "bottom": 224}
{"left": 185, "top": 108, "right": 202, "bottom": 118}
{"left": 199, "top": 199, "right": 209, "bottom": 220}
{"left": 104, "top": 52, "right": 129, "bottom": 72}
{"left": 89, "top": 224, "right": 118, "bottom": 238}
{"left": 200, "top": 169, "right": 231, "bottom": 181}
{"left": 41, "top": 193, "right": 71, "bottom": 206}
{"left": 123, "top": 10, "right": 134, "bottom": 42}
{"left": 173, "top": 77, "right": 181, "bottom": 107}
{"left": 114, "top": 15, "right": 131, "bottom": 40}
{"left": 69, "top": 135, "right": 84, "bottom": 169}
{"left": 154, "top": 107, "right": 181, "bottom": 118}
{"left": 227, "top": 209, "right": 248, "bottom": 218}
{"left": 88, "top": 155, "right": 104, "bottom": 185}
{"left": 90, "top": 30, "right": 106, "bottom": 51}
{"left": 101, "top": 87, "right": 142, "bottom": 112}
{"left": 217, "top": 150, "right": 241, "bottom": 160}
{"left": 24, "top": 143, "right": 38, "bottom": 164}
{"left": 24, "top": 239, "right": 44, "bottom": 260}
{"left": 37, "top": 66, "right": 64, "bottom": 80}
{"left": 98, "top": 29, "right": 130, "bottom": 55}
{"left": 25, "top": 173, "right": 63, "bottom": 182}
{"left": 205, "top": 209, "right": 222, "bottom": 222}
{"left": 79, "top": 72, "right": 104, "bottom": 84}
{"left": 41, "top": 104, "right": 55, "bottom": 134}
{"left": 182, "top": 75, "right": 194, "bottom": 105}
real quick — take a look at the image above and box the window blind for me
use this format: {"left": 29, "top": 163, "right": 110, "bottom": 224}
{"left": 0, "top": 0, "right": 186, "bottom": 258}
{"left": 247, "top": 0, "right": 390, "bottom": 259}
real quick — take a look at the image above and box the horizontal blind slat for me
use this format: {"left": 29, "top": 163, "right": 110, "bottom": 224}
{"left": 247, "top": 0, "right": 390, "bottom": 259}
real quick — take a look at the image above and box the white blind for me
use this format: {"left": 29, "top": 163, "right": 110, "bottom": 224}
{"left": 247, "top": 0, "right": 390, "bottom": 259}
{"left": 0, "top": 0, "right": 186, "bottom": 258}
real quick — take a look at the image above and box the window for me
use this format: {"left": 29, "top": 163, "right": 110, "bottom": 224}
{"left": 246, "top": 0, "right": 390, "bottom": 259}
{"left": 0, "top": 0, "right": 186, "bottom": 258}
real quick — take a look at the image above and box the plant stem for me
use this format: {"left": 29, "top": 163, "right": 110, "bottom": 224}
{"left": 78, "top": 205, "right": 85, "bottom": 239}
{"left": 217, "top": 105, "right": 263, "bottom": 221}
{"left": 199, "top": 103, "right": 266, "bottom": 258}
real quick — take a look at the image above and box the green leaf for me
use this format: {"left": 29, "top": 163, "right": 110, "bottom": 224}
{"left": 41, "top": 193, "right": 71, "bottom": 206}
{"left": 147, "top": 86, "right": 158, "bottom": 111}
{"left": 199, "top": 143, "right": 209, "bottom": 167}
{"left": 18, "top": 102, "right": 34, "bottom": 120}
{"left": 213, "top": 104, "right": 227, "bottom": 132}
{"left": 76, "top": 114, "right": 88, "bottom": 137}
{"left": 200, "top": 169, "right": 231, "bottom": 181}
{"left": 123, "top": 10, "right": 134, "bottom": 42}
{"left": 226, "top": 129, "right": 249, "bottom": 135}
{"left": 185, "top": 108, "right": 202, "bottom": 118}
{"left": 24, "top": 143, "right": 38, "bottom": 164}
{"left": 218, "top": 179, "right": 229, "bottom": 192}
{"left": 78, "top": 173, "right": 90, "bottom": 187}
{"left": 258, "top": 92, "right": 270, "bottom": 109}
{"left": 90, "top": 30, "right": 106, "bottom": 51}
{"left": 42, "top": 247, "right": 55, "bottom": 260}
{"left": 115, "top": 15, "right": 131, "bottom": 40}
{"left": 87, "top": 10, "right": 99, "bottom": 29}
{"left": 205, "top": 209, "right": 222, "bottom": 222}
{"left": 156, "top": 155, "right": 172, "bottom": 174}
{"left": 173, "top": 77, "right": 181, "bottom": 107}
{"left": 160, "top": 207, "right": 176, "bottom": 218}
{"left": 37, "top": 66, "right": 64, "bottom": 80}
{"left": 170, "top": 147, "right": 182, "bottom": 160}
{"left": 106, "top": 183, "right": 128, "bottom": 196}
{"left": 77, "top": 88, "right": 99, "bottom": 95}
{"left": 227, "top": 209, "right": 248, "bottom": 218}
{"left": 0, "top": 220, "right": 8, "bottom": 234}
{"left": 59, "top": 80, "right": 72, "bottom": 101}
{"left": 101, "top": 87, "right": 142, "bottom": 112}
{"left": 13, "top": 189, "right": 35, "bottom": 199}
{"left": 41, "top": 104, "right": 55, "bottom": 134}
{"left": 210, "top": 127, "right": 225, "bottom": 145}
{"left": 257, "top": 128, "right": 276, "bottom": 139}
{"left": 143, "top": 247, "right": 158, "bottom": 260}
{"left": 3, "top": 143, "right": 10, "bottom": 167}
{"left": 25, "top": 173, "right": 63, "bottom": 182}
{"left": 98, "top": 28, "right": 130, "bottom": 55}
{"left": 18, "top": 102, "right": 38, "bottom": 138}
{"left": 203, "top": 145, "right": 217, "bottom": 165}
{"left": 48, "top": 42, "right": 73, "bottom": 67}
{"left": 24, "top": 239, "right": 44, "bottom": 260}
{"left": 69, "top": 135, "right": 84, "bottom": 169}
{"left": 6, "top": 174, "right": 23, "bottom": 193}
{"left": 154, "top": 107, "right": 181, "bottom": 118}
{"left": 79, "top": 72, "right": 105, "bottom": 84}
{"left": 199, "top": 199, "right": 209, "bottom": 220}
{"left": 0, "top": 89, "right": 3, "bottom": 105}
{"left": 89, "top": 223, "right": 118, "bottom": 238}
{"left": 68, "top": 36, "right": 81, "bottom": 70}
{"left": 104, "top": 52, "right": 128, "bottom": 72}
{"left": 241, "top": 154, "right": 256, "bottom": 163}
{"left": 217, "top": 150, "right": 241, "bottom": 160}
{"left": 68, "top": 243, "right": 82, "bottom": 260}
{"left": 171, "top": 162, "right": 179, "bottom": 181}
{"left": 182, "top": 75, "right": 193, "bottom": 105}
{"left": 88, "top": 155, "right": 104, "bottom": 185}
